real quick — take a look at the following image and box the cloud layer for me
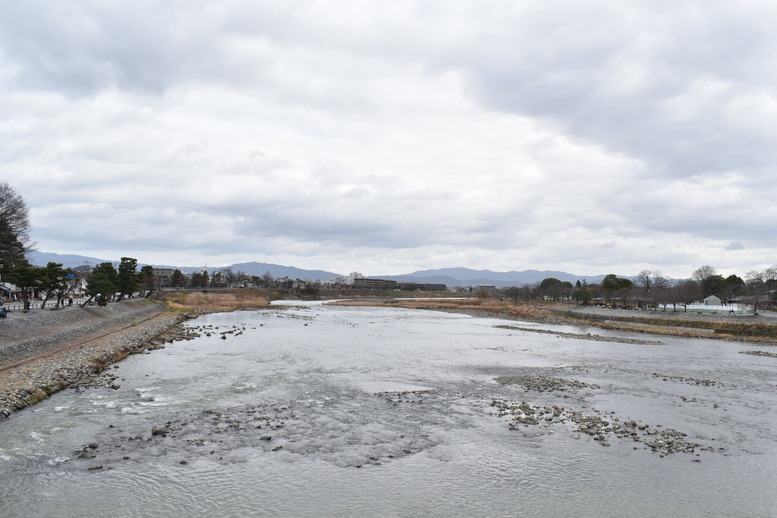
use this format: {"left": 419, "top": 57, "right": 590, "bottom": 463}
{"left": 2, "top": 1, "right": 775, "bottom": 278}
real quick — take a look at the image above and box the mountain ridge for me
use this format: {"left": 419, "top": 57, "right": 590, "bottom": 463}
{"left": 377, "top": 268, "right": 608, "bottom": 287}
{"left": 28, "top": 251, "right": 610, "bottom": 287}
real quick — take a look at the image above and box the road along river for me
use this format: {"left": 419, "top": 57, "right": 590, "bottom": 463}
{"left": 1, "top": 301, "right": 776, "bottom": 517}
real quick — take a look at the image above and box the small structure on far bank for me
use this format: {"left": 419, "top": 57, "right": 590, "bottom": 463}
{"left": 658, "top": 299, "right": 751, "bottom": 314}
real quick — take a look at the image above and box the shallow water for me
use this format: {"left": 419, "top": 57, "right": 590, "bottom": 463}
{"left": 1, "top": 303, "right": 776, "bottom": 517}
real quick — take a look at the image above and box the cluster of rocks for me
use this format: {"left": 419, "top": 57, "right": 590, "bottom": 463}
{"left": 492, "top": 398, "right": 715, "bottom": 456}
{"left": 71, "top": 404, "right": 298, "bottom": 470}
{"left": 375, "top": 389, "right": 435, "bottom": 405}
{"left": 651, "top": 373, "right": 718, "bottom": 386}
{"left": 491, "top": 372, "right": 720, "bottom": 457}
{"left": 740, "top": 350, "right": 777, "bottom": 358}
{"left": 145, "top": 324, "right": 201, "bottom": 349}
{"left": 186, "top": 323, "right": 251, "bottom": 340}
{"left": 61, "top": 325, "right": 201, "bottom": 393}
{"left": 70, "top": 396, "right": 440, "bottom": 471}
{"left": 494, "top": 324, "right": 664, "bottom": 345}
{"left": 494, "top": 375, "right": 599, "bottom": 392}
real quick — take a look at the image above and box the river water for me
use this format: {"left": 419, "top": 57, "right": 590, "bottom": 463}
{"left": 1, "top": 302, "right": 776, "bottom": 517}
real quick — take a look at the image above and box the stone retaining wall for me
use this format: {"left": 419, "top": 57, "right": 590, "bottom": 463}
{"left": 0, "top": 300, "right": 167, "bottom": 366}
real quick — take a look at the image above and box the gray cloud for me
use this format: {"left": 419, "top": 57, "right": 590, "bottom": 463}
{"left": 2, "top": 1, "right": 776, "bottom": 278}
{"left": 433, "top": 2, "right": 777, "bottom": 178}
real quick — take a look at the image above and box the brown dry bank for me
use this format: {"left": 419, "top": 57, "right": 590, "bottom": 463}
{"left": 330, "top": 298, "right": 552, "bottom": 321}
{"left": 158, "top": 289, "right": 271, "bottom": 314}
{"left": 331, "top": 297, "right": 777, "bottom": 343}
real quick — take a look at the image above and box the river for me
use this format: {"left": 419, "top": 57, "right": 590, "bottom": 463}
{"left": 1, "top": 302, "right": 776, "bottom": 517}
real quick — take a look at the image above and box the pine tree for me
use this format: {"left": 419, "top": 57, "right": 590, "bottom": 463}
{"left": 82, "top": 263, "right": 118, "bottom": 307}
{"left": 116, "top": 257, "right": 139, "bottom": 301}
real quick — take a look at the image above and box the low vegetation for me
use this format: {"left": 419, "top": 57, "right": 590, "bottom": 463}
{"left": 559, "top": 310, "right": 777, "bottom": 340}
{"left": 330, "top": 297, "right": 551, "bottom": 320}
{"left": 157, "top": 290, "right": 271, "bottom": 314}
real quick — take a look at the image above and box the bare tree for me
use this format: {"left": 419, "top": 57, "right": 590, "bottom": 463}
{"left": 691, "top": 265, "right": 717, "bottom": 283}
{"left": 653, "top": 272, "right": 670, "bottom": 290}
{"left": 764, "top": 266, "right": 777, "bottom": 310}
{"left": 501, "top": 286, "right": 523, "bottom": 302}
{"left": 671, "top": 279, "right": 701, "bottom": 312}
{"left": 210, "top": 270, "right": 224, "bottom": 288}
{"left": 222, "top": 267, "right": 238, "bottom": 288}
{"left": 634, "top": 271, "right": 671, "bottom": 309}
{"left": 0, "top": 182, "right": 32, "bottom": 275}
{"left": 0, "top": 182, "right": 31, "bottom": 246}
{"left": 636, "top": 270, "right": 653, "bottom": 292}
{"left": 745, "top": 271, "right": 765, "bottom": 315}
{"left": 745, "top": 266, "right": 777, "bottom": 314}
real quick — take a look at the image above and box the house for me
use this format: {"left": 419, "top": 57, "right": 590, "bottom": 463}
{"left": 64, "top": 268, "right": 88, "bottom": 296}
{"left": 0, "top": 281, "right": 14, "bottom": 301}
{"left": 703, "top": 295, "right": 722, "bottom": 306}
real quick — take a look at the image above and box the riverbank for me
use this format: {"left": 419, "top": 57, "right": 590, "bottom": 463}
{"left": 554, "top": 304, "right": 777, "bottom": 342}
{"left": 159, "top": 290, "right": 271, "bottom": 313}
{"left": 0, "top": 290, "right": 277, "bottom": 419}
{"left": 0, "top": 300, "right": 191, "bottom": 419}
{"left": 329, "top": 297, "right": 777, "bottom": 343}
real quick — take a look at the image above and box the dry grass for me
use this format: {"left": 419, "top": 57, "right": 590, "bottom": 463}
{"left": 158, "top": 290, "right": 270, "bottom": 313}
{"left": 329, "top": 298, "right": 550, "bottom": 321}
{"left": 558, "top": 307, "right": 777, "bottom": 342}
{"left": 591, "top": 320, "right": 777, "bottom": 342}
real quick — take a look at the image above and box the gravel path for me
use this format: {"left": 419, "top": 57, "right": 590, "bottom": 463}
{"left": 0, "top": 300, "right": 183, "bottom": 419}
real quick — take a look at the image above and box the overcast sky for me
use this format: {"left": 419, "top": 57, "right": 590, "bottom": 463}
{"left": 2, "top": 1, "right": 776, "bottom": 278}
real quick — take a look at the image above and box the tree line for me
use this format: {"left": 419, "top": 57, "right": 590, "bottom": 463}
{"left": 502, "top": 266, "right": 777, "bottom": 313}
{"left": 3, "top": 255, "right": 156, "bottom": 310}
{"left": 165, "top": 267, "right": 273, "bottom": 290}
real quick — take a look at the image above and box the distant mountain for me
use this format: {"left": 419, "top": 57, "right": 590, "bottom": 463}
{"left": 28, "top": 252, "right": 339, "bottom": 282}
{"left": 29, "top": 251, "right": 610, "bottom": 287}
{"left": 379, "top": 268, "right": 608, "bottom": 287}
{"left": 227, "top": 261, "right": 339, "bottom": 281}
{"left": 28, "top": 251, "right": 114, "bottom": 269}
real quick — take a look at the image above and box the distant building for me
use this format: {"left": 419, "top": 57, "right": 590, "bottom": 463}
{"left": 153, "top": 268, "right": 175, "bottom": 287}
{"left": 353, "top": 278, "right": 398, "bottom": 290}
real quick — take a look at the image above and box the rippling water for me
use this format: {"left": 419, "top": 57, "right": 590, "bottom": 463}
{"left": 2, "top": 302, "right": 777, "bottom": 517}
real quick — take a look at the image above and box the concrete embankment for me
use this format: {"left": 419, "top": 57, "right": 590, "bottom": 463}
{"left": 0, "top": 300, "right": 190, "bottom": 419}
